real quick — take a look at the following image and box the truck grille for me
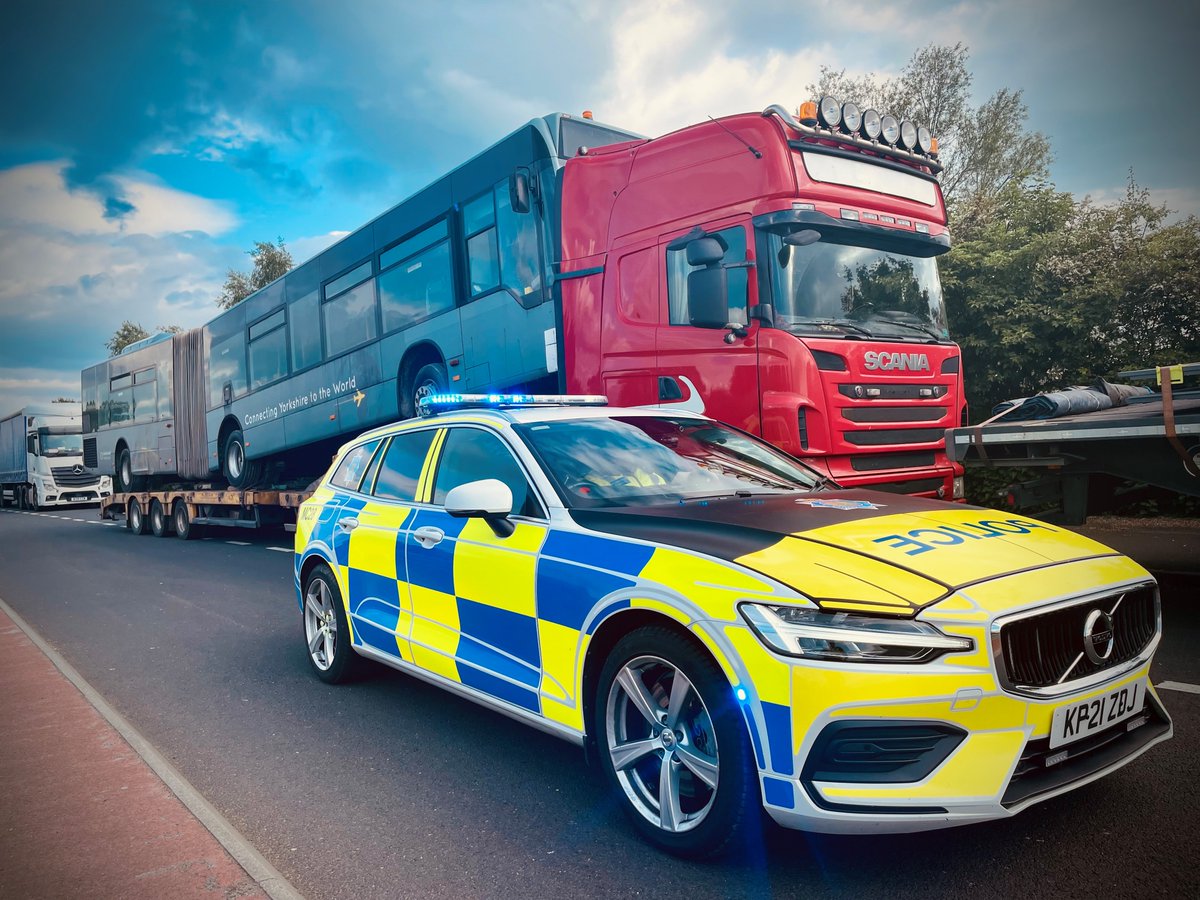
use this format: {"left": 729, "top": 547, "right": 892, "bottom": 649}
{"left": 996, "top": 583, "right": 1158, "bottom": 692}
{"left": 52, "top": 466, "right": 100, "bottom": 487}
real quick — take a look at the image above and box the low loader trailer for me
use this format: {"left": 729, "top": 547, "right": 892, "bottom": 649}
{"left": 101, "top": 486, "right": 312, "bottom": 539}
{"left": 946, "top": 364, "right": 1200, "bottom": 524}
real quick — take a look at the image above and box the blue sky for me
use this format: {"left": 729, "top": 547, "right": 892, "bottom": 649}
{"left": 1, "top": 0, "right": 1197, "bottom": 411}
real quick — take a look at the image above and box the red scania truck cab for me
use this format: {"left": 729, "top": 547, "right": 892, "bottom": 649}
{"left": 557, "top": 100, "right": 963, "bottom": 499}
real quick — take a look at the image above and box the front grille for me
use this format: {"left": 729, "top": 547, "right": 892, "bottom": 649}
{"left": 842, "top": 406, "right": 947, "bottom": 423}
{"left": 52, "top": 466, "right": 100, "bottom": 487}
{"left": 867, "top": 477, "right": 944, "bottom": 495}
{"left": 998, "top": 583, "right": 1158, "bottom": 691}
{"left": 838, "top": 384, "right": 947, "bottom": 400}
{"left": 850, "top": 451, "right": 935, "bottom": 472}
{"left": 844, "top": 427, "right": 945, "bottom": 446}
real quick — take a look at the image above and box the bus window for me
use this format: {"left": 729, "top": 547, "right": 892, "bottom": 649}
{"left": 463, "top": 192, "right": 499, "bottom": 297}
{"left": 289, "top": 289, "right": 321, "bottom": 372}
{"left": 665, "top": 225, "right": 749, "bottom": 326}
{"left": 132, "top": 367, "right": 157, "bottom": 422}
{"left": 379, "top": 236, "right": 454, "bottom": 332}
{"left": 323, "top": 263, "right": 377, "bottom": 359}
{"left": 496, "top": 180, "right": 542, "bottom": 307}
{"left": 108, "top": 373, "right": 132, "bottom": 425}
{"left": 249, "top": 309, "right": 288, "bottom": 390}
{"left": 209, "top": 310, "right": 248, "bottom": 408}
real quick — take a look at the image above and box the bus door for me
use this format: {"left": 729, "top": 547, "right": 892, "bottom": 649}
{"left": 654, "top": 220, "right": 761, "bottom": 433}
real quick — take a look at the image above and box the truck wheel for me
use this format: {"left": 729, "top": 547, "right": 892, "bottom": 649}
{"left": 593, "top": 626, "right": 758, "bottom": 858}
{"left": 127, "top": 497, "right": 148, "bottom": 535}
{"left": 149, "top": 499, "right": 170, "bottom": 537}
{"left": 173, "top": 500, "right": 196, "bottom": 540}
{"left": 26, "top": 485, "right": 39, "bottom": 512}
{"left": 302, "top": 563, "right": 365, "bottom": 684}
{"left": 222, "top": 429, "right": 263, "bottom": 489}
{"left": 401, "top": 362, "right": 447, "bottom": 419}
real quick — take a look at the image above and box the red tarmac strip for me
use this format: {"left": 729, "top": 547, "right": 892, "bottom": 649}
{"left": 0, "top": 607, "right": 268, "bottom": 899}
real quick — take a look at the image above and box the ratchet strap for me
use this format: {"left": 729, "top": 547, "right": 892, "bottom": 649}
{"left": 1159, "top": 366, "right": 1200, "bottom": 478}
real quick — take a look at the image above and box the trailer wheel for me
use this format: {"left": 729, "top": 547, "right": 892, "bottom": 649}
{"left": 222, "top": 428, "right": 263, "bottom": 489}
{"left": 172, "top": 500, "right": 196, "bottom": 540}
{"left": 127, "top": 497, "right": 148, "bottom": 535}
{"left": 149, "top": 499, "right": 170, "bottom": 537}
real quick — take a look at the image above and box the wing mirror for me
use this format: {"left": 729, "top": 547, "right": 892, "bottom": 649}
{"left": 444, "top": 479, "right": 515, "bottom": 537}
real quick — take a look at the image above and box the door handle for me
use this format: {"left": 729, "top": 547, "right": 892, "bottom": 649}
{"left": 338, "top": 517, "right": 359, "bottom": 532}
{"left": 413, "top": 525, "right": 445, "bottom": 549}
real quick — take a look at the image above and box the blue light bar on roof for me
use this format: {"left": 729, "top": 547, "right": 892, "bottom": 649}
{"left": 417, "top": 393, "right": 610, "bottom": 417}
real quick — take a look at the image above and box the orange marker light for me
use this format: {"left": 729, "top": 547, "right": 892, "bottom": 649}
{"left": 582, "top": 110, "right": 594, "bottom": 120}
{"left": 930, "top": 136, "right": 939, "bottom": 154}
{"left": 798, "top": 101, "right": 818, "bottom": 126}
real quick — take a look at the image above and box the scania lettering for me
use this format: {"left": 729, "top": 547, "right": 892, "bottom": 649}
{"left": 0, "top": 404, "right": 111, "bottom": 509}
{"left": 83, "top": 97, "right": 963, "bottom": 508}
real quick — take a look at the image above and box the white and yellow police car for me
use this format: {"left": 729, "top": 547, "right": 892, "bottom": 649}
{"left": 294, "top": 394, "right": 1170, "bottom": 856}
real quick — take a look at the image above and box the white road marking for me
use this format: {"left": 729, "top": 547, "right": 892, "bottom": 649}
{"left": 266, "top": 546, "right": 291, "bottom": 553}
{"left": 1157, "top": 681, "right": 1200, "bottom": 695}
{"left": 226, "top": 540, "right": 251, "bottom": 546}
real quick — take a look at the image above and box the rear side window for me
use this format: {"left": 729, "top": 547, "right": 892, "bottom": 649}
{"left": 329, "top": 440, "right": 381, "bottom": 491}
{"left": 432, "top": 428, "right": 543, "bottom": 518}
{"left": 373, "top": 429, "right": 437, "bottom": 501}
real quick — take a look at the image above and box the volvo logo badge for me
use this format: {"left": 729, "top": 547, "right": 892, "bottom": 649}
{"left": 1083, "top": 609, "right": 1115, "bottom": 665}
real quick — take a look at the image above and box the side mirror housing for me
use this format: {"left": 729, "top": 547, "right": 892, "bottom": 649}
{"left": 687, "top": 267, "right": 730, "bottom": 328}
{"left": 509, "top": 171, "right": 531, "bottom": 214}
{"left": 444, "top": 478, "right": 513, "bottom": 518}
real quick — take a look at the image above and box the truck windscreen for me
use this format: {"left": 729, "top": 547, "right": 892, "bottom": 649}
{"left": 761, "top": 229, "right": 950, "bottom": 342}
{"left": 38, "top": 431, "right": 83, "bottom": 456}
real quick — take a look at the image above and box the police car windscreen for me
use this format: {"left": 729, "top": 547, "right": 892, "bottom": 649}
{"left": 518, "top": 416, "right": 821, "bottom": 508}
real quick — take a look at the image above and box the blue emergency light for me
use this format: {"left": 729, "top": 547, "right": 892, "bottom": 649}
{"left": 417, "top": 393, "right": 610, "bottom": 416}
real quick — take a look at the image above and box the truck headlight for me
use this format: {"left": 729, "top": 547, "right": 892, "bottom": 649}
{"left": 740, "top": 604, "right": 972, "bottom": 663}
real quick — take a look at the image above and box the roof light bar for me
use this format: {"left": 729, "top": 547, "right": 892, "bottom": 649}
{"left": 417, "top": 393, "right": 610, "bottom": 416}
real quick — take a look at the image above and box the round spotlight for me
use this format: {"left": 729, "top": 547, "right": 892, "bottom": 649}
{"left": 916, "top": 125, "right": 933, "bottom": 154}
{"left": 899, "top": 120, "right": 917, "bottom": 150}
{"left": 817, "top": 95, "right": 841, "bottom": 128}
{"left": 841, "top": 102, "right": 862, "bottom": 134}
{"left": 861, "top": 108, "right": 882, "bottom": 140}
{"left": 880, "top": 114, "right": 900, "bottom": 145}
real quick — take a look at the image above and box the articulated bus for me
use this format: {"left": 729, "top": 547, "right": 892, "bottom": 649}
{"left": 84, "top": 101, "right": 964, "bottom": 498}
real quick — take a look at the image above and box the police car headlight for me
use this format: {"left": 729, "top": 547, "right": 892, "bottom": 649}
{"left": 740, "top": 604, "right": 972, "bottom": 663}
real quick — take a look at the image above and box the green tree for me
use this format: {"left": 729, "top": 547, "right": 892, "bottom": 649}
{"left": 104, "top": 321, "right": 182, "bottom": 356}
{"left": 217, "top": 238, "right": 294, "bottom": 309}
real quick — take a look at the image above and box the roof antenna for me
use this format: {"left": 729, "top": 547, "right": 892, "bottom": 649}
{"left": 708, "top": 116, "right": 762, "bottom": 159}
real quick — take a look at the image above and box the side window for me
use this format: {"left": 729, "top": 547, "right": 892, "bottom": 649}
{"left": 463, "top": 192, "right": 499, "bottom": 297}
{"left": 495, "top": 180, "right": 543, "bottom": 307}
{"left": 329, "top": 439, "right": 381, "bottom": 492}
{"left": 249, "top": 309, "right": 288, "bottom": 390}
{"left": 289, "top": 289, "right": 321, "bottom": 372}
{"left": 378, "top": 221, "right": 454, "bottom": 332}
{"left": 132, "top": 368, "right": 157, "bottom": 422}
{"left": 432, "top": 428, "right": 544, "bottom": 518}
{"left": 322, "top": 262, "right": 377, "bottom": 358}
{"left": 373, "top": 429, "right": 437, "bottom": 501}
{"left": 665, "top": 225, "right": 749, "bottom": 326}
{"left": 109, "top": 373, "right": 132, "bottom": 424}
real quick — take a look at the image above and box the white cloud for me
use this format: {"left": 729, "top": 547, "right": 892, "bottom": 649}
{"left": 0, "top": 161, "right": 237, "bottom": 237}
{"left": 0, "top": 367, "right": 84, "bottom": 413}
{"left": 290, "top": 230, "right": 352, "bottom": 266}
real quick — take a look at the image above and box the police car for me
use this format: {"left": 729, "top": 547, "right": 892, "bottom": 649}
{"left": 294, "top": 395, "right": 1171, "bottom": 856}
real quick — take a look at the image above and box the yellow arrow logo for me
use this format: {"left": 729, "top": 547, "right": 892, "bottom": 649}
{"left": 353, "top": 389, "right": 366, "bottom": 407}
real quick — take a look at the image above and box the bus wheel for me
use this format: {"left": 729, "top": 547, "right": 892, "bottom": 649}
{"left": 127, "top": 497, "right": 148, "bottom": 535}
{"left": 116, "top": 448, "right": 145, "bottom": 493}
{"left": 222, "top": 429, "right": 263, "bottom": 489}
{"left": 149, "top": 499, "right": 170, "bottom": 537}
{"left": 404, "top": 362, "right": 447, "bottom": 418}
{"left": 173, "top": 500, "right": 196, "bottom": 540}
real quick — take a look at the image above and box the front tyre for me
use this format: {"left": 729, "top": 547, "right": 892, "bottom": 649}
{"left": 302, "top": 563, "right": 365, "bottom": 684}
{"left": 222, "top": 428, "right": 263, "bottom": 489}
{"left": 593, "top": 626, "right": 757, "bottom": 858}
{"left": 400, "top": 361, "right": 447, "bottom": 419}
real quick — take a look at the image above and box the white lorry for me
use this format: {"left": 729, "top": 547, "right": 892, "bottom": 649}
{"left": 0, "top": 404, "right": 113, "bottom": 509}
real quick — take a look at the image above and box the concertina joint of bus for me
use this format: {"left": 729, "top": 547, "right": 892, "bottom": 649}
{"left": 82, "top": 97, "right": 965, "bottom": 501}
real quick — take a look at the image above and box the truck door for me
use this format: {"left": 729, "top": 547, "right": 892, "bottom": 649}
{"left": 654, "top": 220, "right": 760, "bottom": 433}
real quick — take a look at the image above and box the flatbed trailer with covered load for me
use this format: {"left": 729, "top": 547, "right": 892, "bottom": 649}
{"left": 945, "top": 364, "right": 1200, "bottom": 524}
{"left": 100, "top": 486, "right": 312, "bottom": 538}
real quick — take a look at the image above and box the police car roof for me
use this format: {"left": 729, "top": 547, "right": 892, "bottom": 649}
{"left": 358, "top": 404, "right": 707, "bottom": 441}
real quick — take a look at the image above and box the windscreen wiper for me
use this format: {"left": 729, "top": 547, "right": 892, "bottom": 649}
{"left": 872, "top": 319, "right": 944, "bottom": 342}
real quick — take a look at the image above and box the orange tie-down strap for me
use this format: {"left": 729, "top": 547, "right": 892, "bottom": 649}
{"left": 970, "top": 406, "right": 1019, "bottom": 465}
{"left": 1160, "top": 366, "right": 1200, "bottom": 478}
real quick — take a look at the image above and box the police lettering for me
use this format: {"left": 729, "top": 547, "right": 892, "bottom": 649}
{"left": 872, "top": 519, "right": 1056, "bottom": 556}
